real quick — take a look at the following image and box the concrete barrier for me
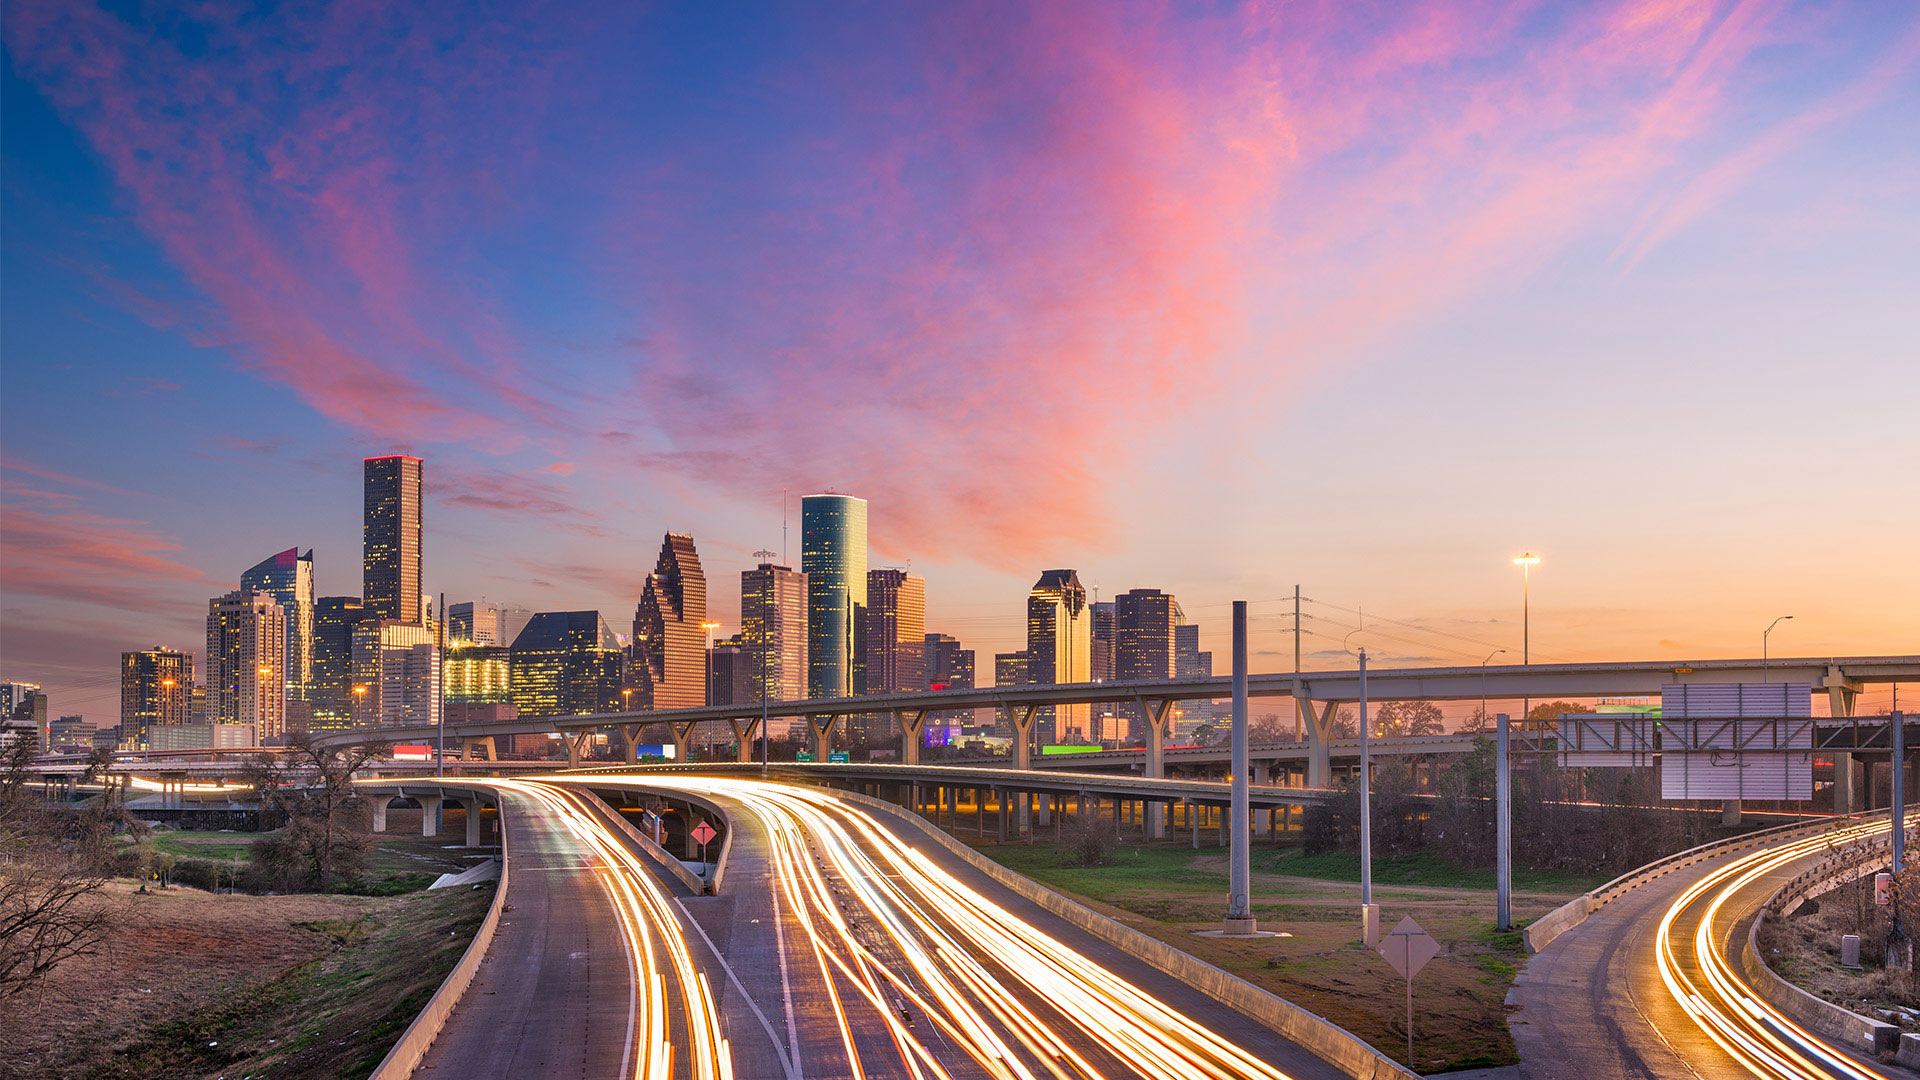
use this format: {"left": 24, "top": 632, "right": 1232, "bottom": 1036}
{"left": 368, "top": 801, "right": 512, "bottom": 1080}
{"left": 1524, "top": 811, "right": 1895, "bottom": 954}
{"left": 592, "top": 795, "right": 711, "bottom": 894}
{"left": 828, "top": 788, "right": 1418, "bottom": 1080}
{"left": 1741, "top": 914, "right": 1900, "bottom": 1055}
{"left": 1899, "top": 1032, "right": 1920, "bottom": 1071}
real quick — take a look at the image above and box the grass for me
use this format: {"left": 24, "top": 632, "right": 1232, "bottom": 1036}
{"left": 147, "top": 829, "right": 255, "bottom": 863}
{"left": 1256, "top": 847, "right": 1612, "bottom": 894}
{"left": 82, "top": 883, "right": 494, "bottom": 1080}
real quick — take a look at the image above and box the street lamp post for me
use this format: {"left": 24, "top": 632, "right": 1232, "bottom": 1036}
{"left": 1480, "top": 649, "right": 1505, "bottom": 728}
{"left": 1762, "top": 615, "right": 1793, "bottom": 682}
{"left": 1513, "top": 553, "right": 1539, "bottom": 721}
{"left": 1347, "top": 628, "right": 1378, "bottom": 945}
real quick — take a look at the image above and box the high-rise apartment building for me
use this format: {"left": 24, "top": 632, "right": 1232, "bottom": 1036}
{"left": 364, "top": 455, "right": 424, "bottom": 623}
{"left": 120, "top": 647, "right": 194, "bottom": 748}
{"left": 310, "top": 597, "right": 367, "bottom": 728}
{"left": 443, "top": 643, "right": 513, "bottom": 704}
{"left": 632, "top": 533, "right": 708, "bottom": 709}
{"left": 239, "top": 548, "right": 314, "bottom": 701}
{"left": 350, "top": 620, "right": 439, "bottom": 726}
{"left": 206, "top": 590, "right": 287, "bottom": 740}
{"left": 511, "top": 611, "right": 625, "bottom": 719}
{"left": 741, "top": 561, "right": 808, "bottom": 705}
{"left": 1027, "top": 570, "right": 1091, "bottom": 743}
{"left": 449, "top": 600, "right": 534, "bottom": 647}
{"left": 802, "top": 494, "right": 867, "bottom": 699}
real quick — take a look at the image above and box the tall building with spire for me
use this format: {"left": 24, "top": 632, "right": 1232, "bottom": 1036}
{"left": 240, "top": 547, "right": 314, "bottom": 704}
{"left": 363, "top": 455, "right": 423, "bottom": 624}
{"left": 1026, "top": 570, "right": 1091, "bottom": 743}
{"left": 802, "top": 494, "right": 867, "bottom": 700}
{"left": 632, "top": 533, "right": 708, "bottom": 709}
{"left": 206, "top": 590, "right": 288, "bottom": 739}
{"left": 741, "top": 561, "right": 808, "bottom": 709}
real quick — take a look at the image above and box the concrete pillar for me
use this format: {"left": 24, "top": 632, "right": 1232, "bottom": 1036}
{"left": 1721, "top": 799, "right": 1741, "bottom": 827}
{"left": 1139, "top": 696, "right": 1173, "bottom": 838}
{"left": 619, "top": 725, "right": 642, "bottom": 765}
{"left": 1306, "top": 700, "right": 1338, "bottom": 788}
{"left": 977, "top": 788, "right": 986, "bottom": 838}
{"left": 1254, "top": 807, "right": 1270, "bottom": 836}
{"left": 996, "top": 789, "right": 1007, "bottom": 842}
{"left": 1010, "top": 705, "right": 1038, "bottom": 770}
{"left": 729, "top": 718, "right": 760, "bottom": 763}
{"left": 1834, "top": 752, "right": 1854, "bottom": 814}
{"left": 1038, "top": 795, "right": 1053, "bottom": 827}
{"left": 898, "top": 709, "right": 925, "bottom": 766}
{"left": 810, "top": 715, "right": 836, "bottom": 761}
{"left": 1189, "top": 799, "right": 1199, "bottom": 849}
{"left": 466, "top": 800, "right": 485, "bottom": 847}
{"left": 371, "top": 798, "right": 388, "bottom": 833}
{"left": 565, "top": 731, "right": 588, "bottom": 769}
{"left": 420, "top": 795, "right": 443, "bottom": 838}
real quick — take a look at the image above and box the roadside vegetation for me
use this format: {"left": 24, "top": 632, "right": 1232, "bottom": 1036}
{"left": 1759, "top": 866, "right": 1920, "bottom": 1037}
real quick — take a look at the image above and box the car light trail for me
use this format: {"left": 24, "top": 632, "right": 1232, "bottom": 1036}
{"left": 1653, "top": 814, "right": 1914, "bottom": 1080}
{"left": 563, "top": 775, "right": 1314, "bottom": 1080}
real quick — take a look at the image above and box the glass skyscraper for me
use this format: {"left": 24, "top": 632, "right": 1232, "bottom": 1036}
{"left": 802, "top": 494, "right": 867, "bottom": 699}
{"left": 632, "top": 533, "right": 708, "bottom": 709}
{"left": 364, "top": 455, "right": 423, "bottom": 624}
{"left": 310, "top": 596, "right": 366, "bottom": 729}
{"left": 510, "top": 611, "right": 625, "bottom": 719}
{"left": 1026, "top": 569, "right": 1091, "bottom": 743}
{"left": 742, "top": 562, "right": 808, "bottom": 707}
{"left": 240, "top": 547, "right": 314, "bottom": 701}
{"left": 120, "top": 647, "right": 194, "bottom": 749}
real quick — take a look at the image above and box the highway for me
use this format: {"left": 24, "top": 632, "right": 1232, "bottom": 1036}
{"left": 415, "top": 775, "right": 1357, "bottom": 1080}
{"left": 1511, "top": 815, "right": 1911, "bottom": 1080}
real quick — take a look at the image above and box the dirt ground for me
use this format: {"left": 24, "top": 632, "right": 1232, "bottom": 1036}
{"left": 977, "top": 839, "right": 1584, "bottom": 1074}
{"left": 2, "top": 882, "right": 378, "bottom": 1080}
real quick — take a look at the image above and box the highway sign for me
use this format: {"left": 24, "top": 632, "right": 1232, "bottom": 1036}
{"left": 691, "top": 820, "right": 717, "bottom": 847}
{"left": 1379, "top": 916, "right": 1440, "bottom": 978}
{"left": 829, "top": 751, "right": 850, "bottom": 763}
{"left": 796, "top": 751, "right": 815, "bottom": 762}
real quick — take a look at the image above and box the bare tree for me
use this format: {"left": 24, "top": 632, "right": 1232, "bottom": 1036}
{"left": 1373, "top": 700, "right": 1445, "bottom": 738}
{"left": 249, "top": 733, "right": 390, "bottom": 891}
{"left": 0, "top": 736, "right": 115, "bottom": 1003}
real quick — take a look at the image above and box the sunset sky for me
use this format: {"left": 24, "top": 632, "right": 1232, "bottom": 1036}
{"left": 3, "top": 0, "right": 1916, "bottom": 723}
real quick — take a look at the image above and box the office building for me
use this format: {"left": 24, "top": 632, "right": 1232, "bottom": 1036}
{"left": 310, "top": 597, "right": 367, "bottom": 728}
{"left": 511, "top": 611, "right": 625, "bottom": 719}
{"left": 2, "top": 683, "right": 49, "bottom": 750}
{"left": 239, "top": 547, "right": 314, "bottom": 701}
{"left": 924, "top": 633, "right": 977, "bottom": 737}
{"left": 1027, "top": 570, "right": 1091, "bottom": 742}
{"left": 1116, "top": 588, "right": 1180, "bottom": 740}
{"left": 994, "top": 650, "right": 1028, "bottom": 736}
{"left": 364, "top": 455, "right": 424, "bottom": 623}
{"left": 49, "top": 715, "right": 94, "bottom": 751}
{"left": 350, "top": 620, "right": 439, "bottom": 726}
{"left": 449, "top": 600, "right": 533, "bottom": 647}
{"left": 741, "top": 562, "right": 808, "bottom": 705}
{"left": 802, "top": 493, "right": 867, "bottom": 699}
{"left": 206, "top": 591, "right": 287, "bottom": 740}
{"left": 708, "top": 636, "right": 756, "bottom": 708}
{"left": 150, "top": 723, "right": 257, "bottom": 752}
{"left": 862, "top": 570, "right": 926, "bottom": 694}
{"left": 632, "top": 533, "right": 709, "bottom": 709}
{"left": 119, "top": 648, "right": 194, "bottom": 749}
{"left": 1090, "top": 601, "right": 1116, "bottom": 681}
{"left": 1175, "top": 622, "right": 1216, "bottom": 731}
{"left": 444, "top": 643, "right": 513, "bottom": 704}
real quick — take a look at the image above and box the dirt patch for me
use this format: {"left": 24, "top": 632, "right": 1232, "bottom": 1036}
{"left": 2, "top": 882, "right": 376, "bottom": 1080}
{"left": 1758, "top": 877, "right": 1919, "bottom": 1033}
{"left": 977, "top": 840, "right": 1575, "bottom": 1074}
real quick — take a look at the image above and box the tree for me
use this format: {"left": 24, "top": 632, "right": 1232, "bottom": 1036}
{"left": 1459, "top": 708, "right": 1493, "bottom": 735}
{"left": 1324, "top": 707, "right": 1358, "bottom": 740}
{"left": 248, "top": 733, "right": 390, "bottom": 892}
{"left": 1373, "top": 701, "right": 1445, "bottom": 738}
{"left": 1246, "top": 713, "right": 1296, "bottom": 743}
{"left": 1526, "top": 700, "right": 1587, "bottom": 724}
{"left": 0, "top": 736, "right": 116, "bottom": 1003}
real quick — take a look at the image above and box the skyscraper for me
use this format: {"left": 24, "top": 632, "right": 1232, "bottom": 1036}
{"left": 862, "top": 569, "right": 925, "bottom": 694}
{"left": 1090, "top": 600, "right": 1117, "bottom": 682}
{"left": 449, "top": 600, "right": 535, "bottom": 647}
{"left": 364, "top": 455, "right": 424, "bottom": 623}
{"left": 994, "top": 650, "right": 1028, "bottom": 737}
{"left": 2, "top": 682, "right": 50, "bottom": 751}
{"left": 444, "top": 643, "right": 513, "bottom": 704}
{"left": 1116, "top": 588, "right": 1179, "bottom": 740}
{"left": 206, "top": 590, "right": 288, "bottom": 739}
{"left": 310, "top": 596, "right": 367, "bottom": 728}
{"left": 350, "top": 620, "right": 440, "bottom": 726}
{"left": 120, "top": 647, "right": 194, "bottom": 748}
{"left": 802, "top": 493, "right": 867, "bottom": 699}
{"left": 240, "top": 547, "right": 314, "bottom": 701}
{"left": 632, "top": 533, "right": 708, "bottom": 710}
{"left": 1174, "top": 621, "right": 1216, "bottom": 730}
{"left": 924, "top": 633, "right": 977, "bottom": 736}
{"left": 510, "top": 611, "right": 625, "bottom": 719}
{"left": 741, "top": 561, "right": 808, "bottom": 706}
{"left": 1027, "top": 569, "right": 1091, "bottom": 743}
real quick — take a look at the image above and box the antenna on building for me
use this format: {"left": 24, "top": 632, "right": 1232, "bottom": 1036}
{"left": 753, "top": 549, "right": 776, "bottom": 565}
{"left": 782, "top": 488, "right": 788, "bottom": 566}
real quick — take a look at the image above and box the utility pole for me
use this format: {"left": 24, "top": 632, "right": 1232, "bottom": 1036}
{"left": 1497, "top": 711, "right": 1512, "bottom": 931}
{"left": 1891, "top": 710, "right": 1905, "bottom": 959}
{"left": 1224, "top": 601, "right": 1256, "bottom": 934}
{"left": 1294, "top": 585, "right": 1303, "bottom": 742}
{"left": 1360, "top": 645, "right": 1377, "bottom": 945}
{"left": 436, "top": 590, "right": 446, "bottom": 779}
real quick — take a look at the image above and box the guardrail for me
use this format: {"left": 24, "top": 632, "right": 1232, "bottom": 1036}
{"left": 1525, "top": 810, "right": 1895, "bottom": 954}
{"left": 368, "top": 801, "right": 512, "bottom": 1080}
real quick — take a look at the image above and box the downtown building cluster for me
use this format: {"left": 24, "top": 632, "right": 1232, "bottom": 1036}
{"left": 49, "top": 454, "right": 1217, "bottom": 759}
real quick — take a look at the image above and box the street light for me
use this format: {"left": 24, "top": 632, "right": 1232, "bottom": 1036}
{"left": 1480, "top": 649, "right": 1506, "bottom": 727}
{"left": 1345, "top": 629, "right": 1377, "bottom": 945}
{"left": 1513, "top": 553, "right": 1539, "bottom": 722}
{"left": 622, "top": 687, "right": 634, "bottom": 712}
{"left": 1762, "top": 615, "right": 1793, "bottom": 683}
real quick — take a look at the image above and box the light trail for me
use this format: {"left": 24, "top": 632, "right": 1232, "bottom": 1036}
{"left": 562, "top": 775, "right": 1314, "bottom": 1080}
{"left": 1653, "top": 813, "right": 1915, "bottom": 1080}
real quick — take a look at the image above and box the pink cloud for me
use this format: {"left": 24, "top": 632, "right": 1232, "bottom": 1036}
{"left": 0, "top": 490, "right": 214, "bottom": 611}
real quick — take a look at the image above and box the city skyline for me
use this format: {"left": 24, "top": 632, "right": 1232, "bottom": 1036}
{"left": 4, "top": 2, "right": 1918, "bottom": 723}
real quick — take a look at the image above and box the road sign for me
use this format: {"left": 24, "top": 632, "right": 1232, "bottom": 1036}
{"left": 829, "top": 751, "right": 850, "bottom": 763}
{"left": 795, "top": 751, "right": 815, "bottom": 762}
{"left": 1379, "top": 916, "right": 1440, "bottom": 978}
{"left": 691, "top": 820, "right": 717, "bottom": 847}
{"left": 1379, "top": 916, "right": 1440, "bottom": 1068}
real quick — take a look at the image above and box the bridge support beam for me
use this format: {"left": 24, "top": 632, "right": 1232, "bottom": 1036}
{"left": 1306, "top": 701, "right": 1339, "bottom": 788}
{"left": 466, "top": 799, "right": 487, "bottom": 847}
{"left": 459, "top": 736, "right": 496, "bottom": 762}
{"left": 619, "top": 724, "right": 643, "bottom": 765}
{"left": 1008, "top": 704, "right": 1040, "bottom": 771}
{"left": 1136, "top": 696, "right": 1175, "bottom": 839}
{"left": 419, "top": 795, "right": 443, "bottom": 838}
{"left": 809, "top": 715, "right": 837, "bottom": 761}
{"left": 728, "top": 718, "right": 760, "bottom": 763}
{"left": 565, "top": 731, "right": 591, "bottom": 769}
{"left": 670, "top": 721, "right": 700, "bottom": 764}
{"left": 896, "top": 709, "right": 927, "bottom": 766}
{"left": 371, "top": 798, "right": 388, "bottom": 833}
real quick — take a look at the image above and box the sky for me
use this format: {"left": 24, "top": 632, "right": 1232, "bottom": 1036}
{"left": 3, "top": 0, "right": 1917, "bottom": 724}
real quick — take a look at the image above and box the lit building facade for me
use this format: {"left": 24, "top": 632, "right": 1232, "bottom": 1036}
{"left": 239, "top": 547, "right": 314, "bottom": 701}
{"left": 741, "top": 562, "right": 808, "bottom": 706}
{"left": 1116, "top": 588, "right": 1180, "bottom": 741}
{"left": 801, "top": 493, "right": 867, "bottom": 699}
{"left": 1174, "top": 621, "right": 1216, "bottom": 731}
{"left": 310, "top": 597, "right": 367, "bottom": 729}
{"left": 2, "top": 683, "right": 50, "bottom": 751}
{"left": 632, "top": 533, "right": 708, "bottom": 709}
{"left": 350, "top": 620, "right": 439, "bottom": 726}
{"left": 923, "top": 633, "right": 976, "bottom": 740}
{"left": 994, "top": 650, "right": 1028, "bottom": 736}
{"left": 862, "top": 569, "right": 925, "bottom": 694}
{"left": 364, "top": 455, "right": 424, "bottom": 623}
{"left": 511, "top": 611, "right": 625, "bottom": 719}
{"left": 444, "top": 644, "right": 513, "bottom": 704}
{"left": 206, "top": 590, "right": 287, "bottom": 740}
{"left": 449, "top": 600, "right": 533, "bottom": 647}
{"left": 120, "top": 647, "right": 194, "bottom": 749}
{"left": 1026, "top": 570, "right": 1091, "bottom": 742}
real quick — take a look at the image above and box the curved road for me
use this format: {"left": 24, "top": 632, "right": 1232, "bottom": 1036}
{"left": 1510, "top": 817, "right": 1912, "bottom": 1080}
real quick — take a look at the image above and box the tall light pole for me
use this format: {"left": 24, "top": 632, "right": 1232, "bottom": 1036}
{"left": 1480, "top": 649, "right": 1505, "bottom": 728}
{"left": 1762, "top": 615, "right": 1793, "bottom": 682}
{"left": 1513, "top": 553, "right": 1539, "bottom": 722}
{"left": 1347, "top": 629, "right": 1377, "bottom": 945}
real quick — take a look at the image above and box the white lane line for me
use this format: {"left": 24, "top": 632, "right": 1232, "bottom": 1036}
{"left": 670, "top": 894, "right": 801, "bottom": 1080}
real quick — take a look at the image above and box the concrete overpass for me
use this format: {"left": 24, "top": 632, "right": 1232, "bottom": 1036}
{"left": 315, "top": 654, "right": 1916, "bottom": 787}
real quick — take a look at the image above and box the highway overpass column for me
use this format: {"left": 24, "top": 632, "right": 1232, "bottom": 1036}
{"left": 1010, "top": 705, "right": 1038, "bottom": 770}
{"left": 995, "top": 788, "right": 1007, "bottom": 842}
{"left": 419, "top": 795, "right": 443, "bottom": 838}
{"left": 809, "top": 715, "right": 836, "bottom": 761}
{"left": 1137, "top": 696, "right": 1174, "bottom": 838}
{"left": 371, "top": 798, "right": 388, "bottom": 833}
{"left": 729, "top": 718, "right": 759, "bottom": 763}
{"left": 1496, "top": 712, "right": 1512, "bottom": 932}
{"left": 466, "top": 799, "right": 485, "bottom": 847}
{"left": 1306, "top": 701, "right": 1337, "bottom": 788}
{"left": 1835, "top": 754, "right": 1856, "bottom": 814}
{"left": 1223, "top": 600, "right": 1255, "bottom": 934}
{"left": 896, "top": 709, "right": 926, "bottom": 766}
{"left": 619, "top": 725, "right": 641, "bottom": 765}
